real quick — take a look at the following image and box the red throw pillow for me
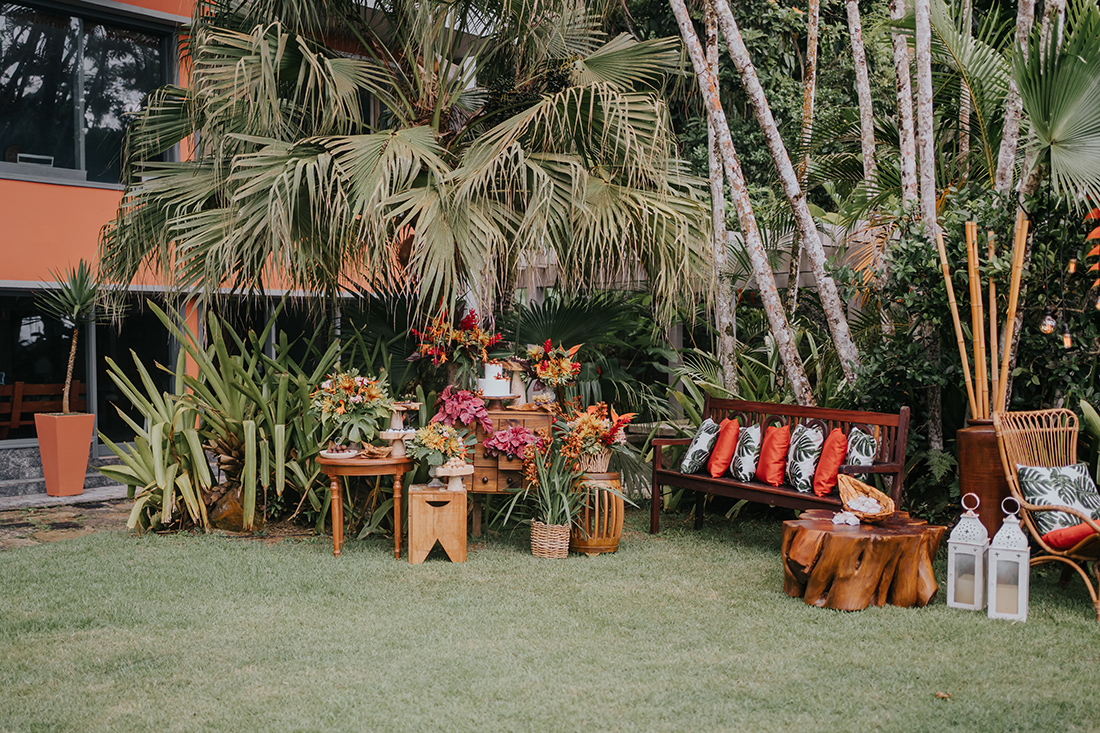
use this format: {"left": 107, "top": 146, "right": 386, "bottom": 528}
{"left": 708, "top": 419, "right": 740, "bottom": 478}
{"left": 1042, "top": 522, "right": 1098, "bottom": 550}
{"left": 814, "top": 428, "right": 849, "bottom": 496}
{"left": 755, "top": 424, "right": 791, "bottom": 486}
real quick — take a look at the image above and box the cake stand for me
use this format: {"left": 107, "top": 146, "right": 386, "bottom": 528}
{"left": 433, "top": 463, "right": 474, "bottom": 492}
{"left": 380, "top": 429, "right": 417, "bottom": 458}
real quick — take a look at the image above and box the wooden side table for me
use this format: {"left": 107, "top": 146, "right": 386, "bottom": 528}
{"left": 407, "top": 485, "right": 467, "bottom": 564}
{"left": 316, "top": 456, "right": 415, "bottom": 558}
{"left": 782, "top": 510, "right": 946, "bottom": 610}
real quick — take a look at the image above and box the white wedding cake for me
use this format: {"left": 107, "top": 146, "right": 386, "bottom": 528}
{"left": 477, "top": 363, "right": 511, "bottom": 397}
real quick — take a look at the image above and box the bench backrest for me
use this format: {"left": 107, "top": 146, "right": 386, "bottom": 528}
{"left": 703, "top": 398, "right": 910, "bottom": 496}
{"left": 0, "top": 382, "right": 88, "bottom": 435}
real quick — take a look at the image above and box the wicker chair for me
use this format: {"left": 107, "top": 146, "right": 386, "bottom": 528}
{"left": 993, "top": 409, "right": 1100, "bottom": 622}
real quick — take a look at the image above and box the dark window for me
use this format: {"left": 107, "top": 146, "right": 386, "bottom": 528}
{"left": 0, "top": 2, "right": 167, "bottom": 184}
{"left": 0, "top": 292, "right": 87, "bottom": 440}
{"left": 95, "top": 297, "right": 172, "bottom": 443}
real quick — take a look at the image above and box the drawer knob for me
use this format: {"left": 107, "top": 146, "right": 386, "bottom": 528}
{"left": 506, "top": 477, "right": 516, "bottom": 487}
{"left": 481, "top": 476, "right": 489, "bottom": 484}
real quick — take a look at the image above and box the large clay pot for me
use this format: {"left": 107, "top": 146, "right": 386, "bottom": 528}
{"left": 957, "top": 418, "right": 1010, "bottom": 537}
{"left": 34, "top": 412, "right": 95, "bottom": 497}
{"left": 570, "top": 471, "right": 625, "bottom": 556}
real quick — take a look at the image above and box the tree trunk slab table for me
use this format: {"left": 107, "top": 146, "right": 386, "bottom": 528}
{"left": 316, "top": 456, "right": 415, "bottom": 558}
{"left": 782, "top": 510, "right": 946, "bottom": 611}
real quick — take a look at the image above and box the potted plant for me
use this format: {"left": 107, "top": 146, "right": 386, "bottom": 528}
{"left": 525, "top": 340, "right": 582, "bottom": 406}
{"left": 34, "top": 260, "right": 102, "bottom": 496}
{"left": 560, "top": 403, "right": 637, "bottom": 555}
{"left": 483, "top": 424, "right": 542, "bottom": 470}
{"left": 502, "top": 426, "right": 586, "bottom": 558}
{"left": 410, "top": 310, "right": 503, "bottom": 390}
{"left": 308, "top": 369, "right": 394, "bottom": 449}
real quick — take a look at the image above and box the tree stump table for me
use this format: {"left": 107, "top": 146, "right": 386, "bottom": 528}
{"left": 782, "top": 510, "right": 946, "bottom": 611}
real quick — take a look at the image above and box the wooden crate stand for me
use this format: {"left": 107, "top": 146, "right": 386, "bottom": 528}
{"left": 408, "top": 485, "right": 468, "bottom": 564}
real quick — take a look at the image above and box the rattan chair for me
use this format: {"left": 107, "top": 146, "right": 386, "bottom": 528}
{"left": 993, "top": 409, "right": 1100, "bottom": 622}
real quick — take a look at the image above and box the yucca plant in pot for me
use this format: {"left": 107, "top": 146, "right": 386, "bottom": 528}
{"left": 34, "top": 260, "right": 105, "bottom": 496}
{"left": 501, "top": 426, "right": 584, "bottom": 558}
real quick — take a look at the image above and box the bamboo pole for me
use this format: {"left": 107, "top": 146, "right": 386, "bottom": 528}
{"left": 934, "top": 230, "right": 978, "bottom": 417}
{"left": 987, "top": 230, "right": 1000, "bottom": 415}
{"left": 965, "top": 221, "right": 988, "bottom": 419}
{"left": 995, "top": 211, "right": 1030, "bottom": 413}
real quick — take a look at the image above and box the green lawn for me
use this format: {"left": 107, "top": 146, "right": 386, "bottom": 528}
{"left": 0, "top": 510, "right": 1096, "bottom": 732}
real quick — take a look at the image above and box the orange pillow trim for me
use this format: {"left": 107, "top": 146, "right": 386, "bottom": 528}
{"left": 707, "top": 418, "right": 741, "bottom": 478}
{"left": 814, "top": 428, "right": 848, "bottom": 496}
{"left": 755, "top": 424, "right": 791, "bottom": 486}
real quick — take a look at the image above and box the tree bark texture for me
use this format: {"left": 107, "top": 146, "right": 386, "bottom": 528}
{"left": 706, "top": 4, "right": 738, "bottom": 392}
{"left": 994, "top": 0, "right": 1036, "bottom": 195}
{"left": 786, "top": 0, "right": 821, "bottom": 318}
{"left": 669, "top": 0, "right": 815, "bottom": 406}
{"left": 782, "top": 510, "right": 946, "bottom": 610}
{"left": 846, "top": 0, "right": 877, "bottom": 183}
{"left": 957, "top": 0, "right": 972, "bottom": 179}
{"left": 709, "top": 0, "right": 861, "bottom": 385}
{"left": 914, "top": 0, "right": 939, "bottom": 237}
{"left": 890, "top": 0, "right": 918, "bottom": 208}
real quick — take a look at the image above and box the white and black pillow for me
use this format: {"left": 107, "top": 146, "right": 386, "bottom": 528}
{"left": 729, "top": 424, "right": 763, "bottom": 482}
{"left": 785, "top": 424, "right": 824, "bottom": 493}
{"left": 1016, "top": 463, "right": 1100, "bottom": 535}
{"left": 679, "top": 419, "right": 721, "bottom": 474}
{"left": 846, "top": 427, "right": 877, "bottom": 480}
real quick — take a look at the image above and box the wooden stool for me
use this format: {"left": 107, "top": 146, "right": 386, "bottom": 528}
{"left": 407, "top": 485, "right": 467, "bottom": 564}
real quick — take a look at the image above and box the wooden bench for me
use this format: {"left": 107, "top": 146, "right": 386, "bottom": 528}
{"left": 0, "top": 382, "right": 87, "bottom": 439}
{"left": 650, "top": 398, "right": 910, "bottom": 533}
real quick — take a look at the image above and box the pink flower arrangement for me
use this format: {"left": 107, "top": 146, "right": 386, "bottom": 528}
{"left": 430, "top": 385, "right": 492, "bottom": 432}
{"left": 483, "top": 425, "right": 543, "bottom": 459}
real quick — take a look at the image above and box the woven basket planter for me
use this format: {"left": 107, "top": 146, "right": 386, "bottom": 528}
{"left": 577, "top": 448, "right": 612, "bottom": 474}
{"left": 531, "top": 520, "right": 570, "bottom": 559}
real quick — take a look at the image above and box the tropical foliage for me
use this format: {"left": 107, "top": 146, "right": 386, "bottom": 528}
{"left": 98, "top": 0, "right": 712, "bottom": 320}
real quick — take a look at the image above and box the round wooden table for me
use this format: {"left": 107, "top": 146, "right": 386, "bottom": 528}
{"left": 782, "top": 510, "right": 946, "bottom": 611}
{"left": 316, "top": 456, "right": 415, "bottom": 558}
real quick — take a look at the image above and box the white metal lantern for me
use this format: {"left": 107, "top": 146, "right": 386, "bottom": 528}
{"left": 947, "top": 493, "right": 989, "bottom": 610}
{"left": 987, "top": 497, "right": 1031, "bottom": 621}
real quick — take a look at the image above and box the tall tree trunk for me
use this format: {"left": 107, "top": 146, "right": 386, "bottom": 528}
{"left": 709, "top": 0, "right": 860, "bottom": 385}
{"left": 913, "top": 0, "right": 938, "bottom": 237}
{"left": 670, "top": 0, "right": 815, "bottom": 406}
{"left": 890, "top": 0, "right": 918, "bottom": 208}
{"left": 785, "top": 0, "right": 821, "bottom": 318}
{"left": 706, "top": 4, "right": 738, "bottom": 392}
{"left": 994, "top": 0, "right": 1037, "bottom": 195}
{"left": 63, "top": 325, "right": 78, "bottom": 416}
{"left": 847, "top": 0, "right": 877, "bottom": 183}
{"left": 957, "top": 0, "right": 972, "bottom": 180}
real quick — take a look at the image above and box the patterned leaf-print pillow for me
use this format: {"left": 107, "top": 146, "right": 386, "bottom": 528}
{"left": 729, "top": 424, "right": 763, "bottom": 482}
{"left": 845, "top": 427, "right": 877, "bottom": 481}
{"left": 785, "top": 424, "right": 824, "bottom": 493}
{"left": 679, "top": 419, "right": 721, "bottom": 474}
{"left": 1017, "top": 463, "right": 1100, "bottom": 535}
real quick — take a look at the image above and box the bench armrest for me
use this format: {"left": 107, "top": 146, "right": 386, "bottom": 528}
{"left": 838, "top": 462, "right": 903, "bottom": 475}
{"left": 652, "top": 438, "right": 691, "bottom": 447}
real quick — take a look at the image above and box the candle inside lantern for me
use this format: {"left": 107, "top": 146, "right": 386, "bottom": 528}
{"left": 955, "top": 573, "right": 975, "bottom": 606}
{"left": 995, "top": 583, "right": 1019, "bottom": 615}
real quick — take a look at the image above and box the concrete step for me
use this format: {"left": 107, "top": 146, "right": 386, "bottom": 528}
{"left": 0, "top": 445, "right": 123, "bottom": 498}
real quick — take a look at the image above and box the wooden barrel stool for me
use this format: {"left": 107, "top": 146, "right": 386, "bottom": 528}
{"left": 571, "top": 472, "right": 625, "bottom": 556}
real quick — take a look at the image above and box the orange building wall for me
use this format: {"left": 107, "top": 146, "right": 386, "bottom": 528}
{"left": 0, "top": 0, "right": 194, "bottom": 288}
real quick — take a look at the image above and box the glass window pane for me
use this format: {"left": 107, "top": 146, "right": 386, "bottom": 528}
{"left": 0, "top": 3, "right": 78, "bottom": 171}
{"left": 82, "top": 21, "right": 163, "bottom": 183}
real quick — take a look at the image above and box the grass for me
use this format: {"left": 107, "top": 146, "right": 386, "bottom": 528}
{"left": 0, "top": 509, "right": 1097, "bottom": 732}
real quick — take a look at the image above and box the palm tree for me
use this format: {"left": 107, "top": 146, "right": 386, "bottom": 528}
{"left": 98, "top": 0, "right": 711, "bottom": 321}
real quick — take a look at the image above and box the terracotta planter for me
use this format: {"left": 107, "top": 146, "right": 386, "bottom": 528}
{"left": 570, "top": 471, "right": 624, "bottom": 556}
{"left": 957, "top": 418, "right": 1009, "bottom": 537}
{"left": 34, "top": 412, "right": 95, "bottom": 497}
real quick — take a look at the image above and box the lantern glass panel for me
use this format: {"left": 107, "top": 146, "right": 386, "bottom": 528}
{"left": 994, "top": 560, "right": 1020, "bottom": 616}
{"left": 954, "top": 553, "right": 977, "bottom": 605}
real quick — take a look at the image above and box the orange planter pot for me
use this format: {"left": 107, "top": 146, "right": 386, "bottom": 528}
{"left": 34, "top": 413, "right": 95, "bottom": 497}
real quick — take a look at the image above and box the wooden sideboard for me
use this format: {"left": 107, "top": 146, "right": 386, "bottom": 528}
{"left": 469, "top": 406, "right": 552, "bottom": 533}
